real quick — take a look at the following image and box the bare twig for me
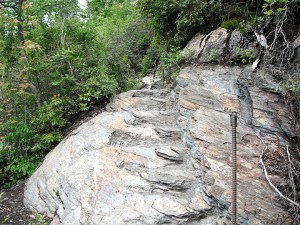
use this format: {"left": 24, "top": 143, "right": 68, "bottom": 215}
{"left": 286, "top": 145, "right": 297, "bottom": 202}
{"left": 254, "top": 133, "right": 300, "bottom": 208}
{"left": 259, "top": 155, "right": 300, "bottom": 208}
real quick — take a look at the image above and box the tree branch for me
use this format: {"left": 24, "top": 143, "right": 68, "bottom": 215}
{"left": 0, "top": 0, "right": 17, "bottom": 9}
{"left": 286, "top": 146, "right": 297, "bottom": 202}
{"left": 255, "top": 133, "right": 300, "bottom": 208}
{"left": 259, "top": 155, "right": 300, "bottom": 208}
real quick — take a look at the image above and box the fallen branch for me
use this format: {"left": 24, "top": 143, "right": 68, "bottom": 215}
{"left": 286, "top": 145, "right": 297, "bottom": 202}
{"left": 259, "top": 155, "right": 300, "bottom": 208}
{"left": 254, "top": 132, "right": 300, "bottom": 208}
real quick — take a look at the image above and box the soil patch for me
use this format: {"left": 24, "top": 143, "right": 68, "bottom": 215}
{"left": 0, "top": 182, "right": 51, "bottom": 225}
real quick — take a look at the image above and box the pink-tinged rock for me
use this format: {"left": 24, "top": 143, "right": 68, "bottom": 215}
{"left": 199, "top": 28, "right": 230, "bottom": 63}
{"left": 177, "top": 65, "right": 293, "bottom": 223}
{"left": 24, "top": 53, "right": 295, "bottom": 224}
{"left": 182, "top": 32, "right": 206, "bottom": 59}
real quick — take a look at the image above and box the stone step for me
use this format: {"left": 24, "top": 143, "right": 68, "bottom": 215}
{"left": 155, "top": 146, "right": 183, "bottom": 162}
{"left": 108, "top": 130, "right": 160, "bottom": 147}
{"left": 131, "top": 110, "right": 178, "bottom": 126}
{"left": 120, "top": 145, "right": 185, "bottom": 164}
{"left": 108, "top": 115, "right": 182, "bottom": 147}
{"left": 106, "top": 89, "right": 176, "bottom": 112}
{"left": 111, "top": 145, "right": 194, "bottom": 193}
{"left": 132, "top": 89, "right": 171, "bottom": 98}
{"left": 108, "top": 126, "right": 183, "bottom": 146}
{"left": 132, "top": 97, "right": 170, "bottom": 111}
{"left": 140, "top": 168, "right": 195, "bottom": 192}
{"left": 154, "top": 126, "right": 182, "bottom": 143}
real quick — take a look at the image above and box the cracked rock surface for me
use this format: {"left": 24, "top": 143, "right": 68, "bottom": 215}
{"left": 24, "top": 29, "right": 295, "bottom": 224}
{"left": 24, "top": 87, "right": 225, "bottom": 225}
{"left": 24, "top": 64, "right": 293, "bottom": 225}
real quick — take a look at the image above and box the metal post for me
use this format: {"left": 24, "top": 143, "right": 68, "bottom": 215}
{"left": 231, "top": 112, "right": 237, "bottom": 225}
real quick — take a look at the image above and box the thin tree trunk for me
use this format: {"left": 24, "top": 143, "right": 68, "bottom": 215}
{"left": 61, "top": 17, "right": 66, "bottom": 47}
{"left": 17, "top": 0, "right": 24, "bottom": 45}
{"left": 17, "top": 23, "right": 24, "bottom": 44}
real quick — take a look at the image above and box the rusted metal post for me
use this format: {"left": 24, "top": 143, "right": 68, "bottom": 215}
{"left": 231, "top": 112, "right": 237, "bottom": 225}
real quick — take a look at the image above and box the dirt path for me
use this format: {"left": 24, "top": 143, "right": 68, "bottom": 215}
{"left": 0, "top": 182, "right": 50, "bottom": 225}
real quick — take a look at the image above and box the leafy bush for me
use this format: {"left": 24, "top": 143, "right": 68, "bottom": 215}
{"left": 221, "top": 18, "right": 241, "bottom": 30}
{"left": 28, "top": 212, "right": 48, "bottom": 225}
{"left": 0, "top": 122, "right": 38, "bottom": 186}
{"left": 91, "top": 1, "right": 151, "bottom": 88}
{"left": 236, "top": 47, "right": 255, "bottom": 64}
{"left": 209, "top": 48, "right": 220, "bottom": 62}
{"left": 153, "top": 49, "right": 189, "bottom": 83}
{"left": 138, "top": 0, "right": 224, "bottom": 47}
{"left": 32, "top": 132, "right": 62, "bottom": 153}
{"left": 78, "top": 67, "right": 119, "bottom": 111}
{"left": 140, "top": 49, "right": 159, "bottom": 75}
{"left": 34, "top": 96, "right": 72, "bottom": 129}
{"left": 283, "top": 79, "right": 300, "bottom": 94}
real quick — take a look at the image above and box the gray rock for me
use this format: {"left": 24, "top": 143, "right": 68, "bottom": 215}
{"left": 141, "top": 76, "right": 162, "bottom": 89}
{"left": 293, "top": 34, "right": 300, "bottom": 49}
{"left": 182, "top": 32, "right": 206, "bottom": 59}
{"left": 155, "top": 146, "right": 183, "bottom": 162}
{"left": 184, "top": 28, "right": 258, "bottom": 64}
{"left": 293, "top": 35, "right": 300, "bottom": 62}
{"left": 228, "top": 29, "right": 257, "bottom": 62}
{"left": 24, "top": 88, "right": 216, "bottom": 225}
{"left": 175, "top": 65, "right": 293, "bottom": 224}
{"left": 199, "top": 28, "right": 230, "bottom": 63}
{"left": 24, "top": 29, "right": 294, "bottom": 225}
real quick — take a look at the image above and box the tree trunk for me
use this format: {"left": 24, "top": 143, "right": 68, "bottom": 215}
{"left": 17, "top": 0, "right": 24, "bottom": 44}
{"left": 17, "top": 23, "right": 24, "bottom": 44}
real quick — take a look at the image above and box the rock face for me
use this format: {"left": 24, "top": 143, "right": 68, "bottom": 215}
{"left": 183, "top": 28, "right": 257, "bottom": 64}
{"left": 24, "top": 30, "right": 295, "bottom": 225}
{"left": 175, "top": 66, "right": 294, "bottom": 224}
{"left": 24, "top": 88, "right": 220, "bottom": 225}
{"left": 293, "top": 34, "right": 300, "bottom": 62}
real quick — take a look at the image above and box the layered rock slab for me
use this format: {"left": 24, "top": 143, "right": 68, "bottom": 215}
{"left": 24, "top": 89, "right": 216, "bottom": 225}
{"left": 24, "top": 65, "right": 294, "bottom": 224}
{"left": 175, "top": 65, "right": 293, "bottom": 224}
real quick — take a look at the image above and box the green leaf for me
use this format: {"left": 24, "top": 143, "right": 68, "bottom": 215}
{"left": 265, "top": 9, "right": 273, "bottom": 16}
{"left": 262, "top": 3, "right": 268, "bottom": 11}
{"left": 277, "top": 7, "right": 286, "bottom": 13}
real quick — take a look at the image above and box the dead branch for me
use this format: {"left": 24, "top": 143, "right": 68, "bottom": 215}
{"left": 259, "top": 155, "right": 300, "bottom": 208}
{"left": 254, "top": 133, "right": 300, "bottom": 208}
{"left": 286, "top": 145, "right": 297, "bottom": 202}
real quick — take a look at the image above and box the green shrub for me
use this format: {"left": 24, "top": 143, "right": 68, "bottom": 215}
{"left": 4, "top": 157, "right": 38, "bottom": 180}
{"left": 32, "top": 132, "right": 62, "bottom": 152}
{"left": 221, "top": 18, "right": 241, "bottom": 30}
{"left": 209, "top": 48, "right": 220, "bottom": 62}
{"left": 28, "top": 212, "right": 48, "bottom": 225}
{"left": 140, "top": 46, "right": 161, "bottom": 75}
{"left": 283, "top": 79, "right": 300, "bottom": 94}
{"left": 78, "top": 67, "right": 119, "bottom": 111}
{"left": 155, "top": 49, "right": 187, "bottom": 83}
{"left": 249, "top": 16, "right": 265, "bottom": 29}
{"left": 34, "top": 96, "right": 72, "bottom": 130}
{"left": 236, "top": 47, "right": 255, "bottom": 64}
{"left": 0, "top": 121, "right": 40, "bottom": 186}
{"left": 138, "top": 0, "right": 224, "bottom": 47}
